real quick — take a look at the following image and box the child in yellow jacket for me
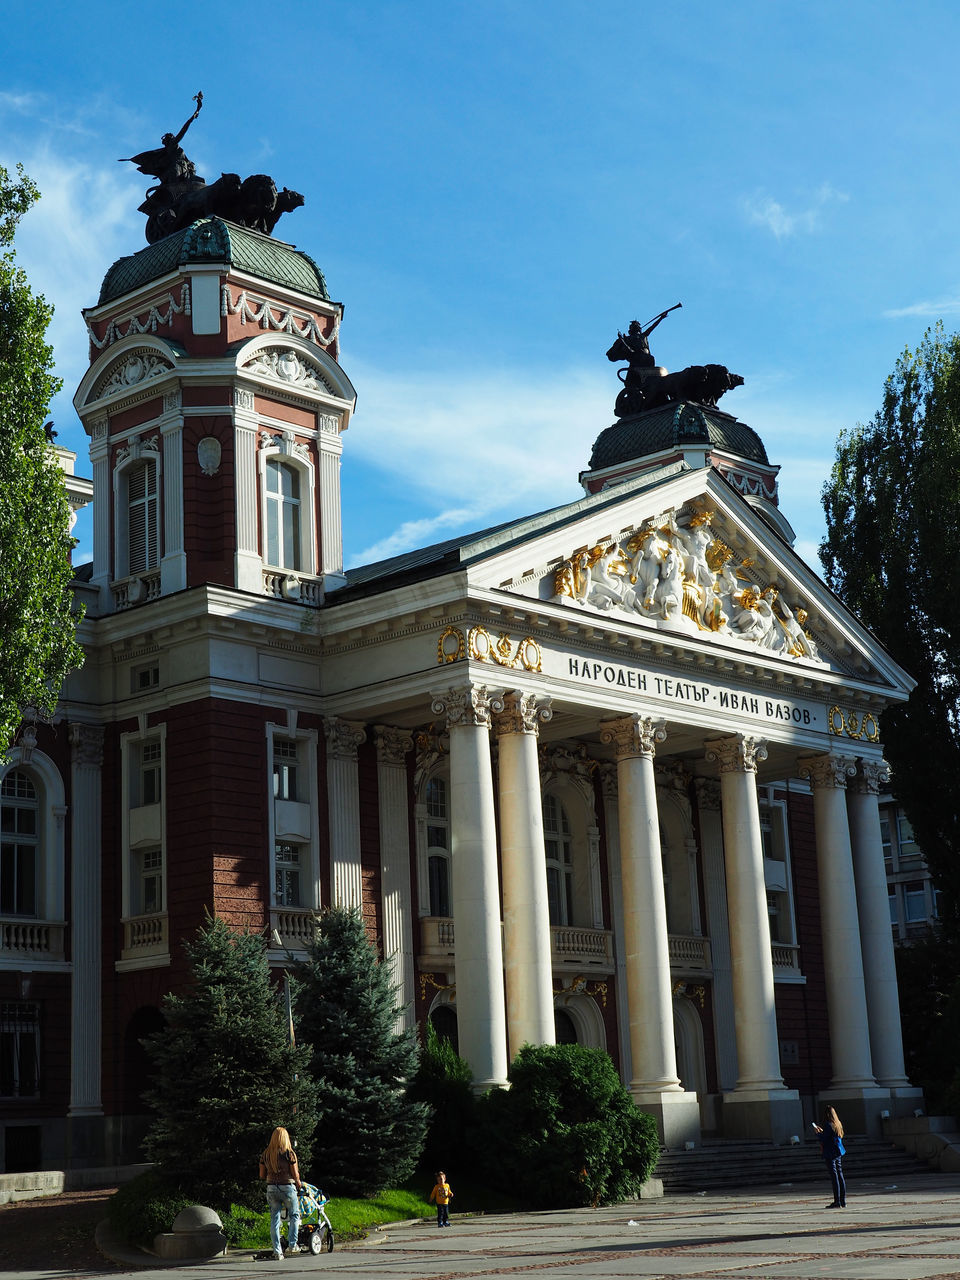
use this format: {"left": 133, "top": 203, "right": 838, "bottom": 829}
{"left": 429, "top": 1170, "right": 453, "bottom": 1228}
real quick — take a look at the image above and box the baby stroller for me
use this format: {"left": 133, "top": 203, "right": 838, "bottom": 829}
{"left": 282, "top": 1181, "right": 334, "bottom": 1255}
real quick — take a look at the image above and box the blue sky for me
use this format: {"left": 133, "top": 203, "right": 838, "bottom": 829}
{"left": 4, "top": 0, "right": 958, "bottom": 571}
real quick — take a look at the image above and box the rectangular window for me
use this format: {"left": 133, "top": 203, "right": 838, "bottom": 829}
{"left": 137, "top": 847, "right": 163, "bottom": 916}
{"left": 880, "top": 812, "right": 893, "bottom": 865}
{"left": 133, "top": 664, "right": 160, "bottom": 692}
{"left": 127, "top": 462, "right": 158, "bottom": 574}
{"left": 273, "top": 739, "right": 299, "bottom": 801}
{"left": 140, "top": 741, "right": 162, "bottom": 807}
{"left": 275, "top": 843, "right": 301, "bottom": 907}
{"left": 888, "top": 883, "right": 898, "bottom": 924}
{"left": 897, "top": 813, "right": 921, "bottom": 861}
{"left": 904, "top": 880, "right": 927, "bottom": 923}
{"left": 0, "top": 1003, "right": 40, "bottom": 1098}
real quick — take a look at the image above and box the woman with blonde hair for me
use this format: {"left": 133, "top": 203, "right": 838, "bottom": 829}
{"left": 812, "top": 1106, "right": 846, "bottom": 1208}
{"left": 259, "top": 1126, "right": 303, "bottom": 1258}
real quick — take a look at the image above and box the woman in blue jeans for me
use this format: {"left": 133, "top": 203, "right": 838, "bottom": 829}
{"left": 813, "top": 1106, "right": 846, "bottom": 1208}
{"left": 259, "top": 1126, "right": 303, "bottom": 1258}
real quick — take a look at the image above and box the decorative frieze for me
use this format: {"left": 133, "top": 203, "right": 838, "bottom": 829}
{"left": 437, "top": 624, "right": 542, "bottom": 672}
{"left": 95, "top": 351, "right": 174, "bottom": 400}
{"left": 492, "top": 692, "right": 553, "bottom": 737}
{"left": 827, "top": 705, "right": 881, "bottom": 742}
{"left": 222, "top": 285, "right": 340, "bottom": 349}
{"left": 704, "top": 733, "right": 768, "bottom": 774}
{"left": 86, "top": 283, "right": 190, "bottom": 351}
{"left": 600, "top": 714, "right": 667, "bottom": 760}
{"left": 242, "top": 348, "right": 332, "bottom": 393}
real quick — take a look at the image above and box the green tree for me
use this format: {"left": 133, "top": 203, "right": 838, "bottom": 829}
{"left": 142, "top": 915, "right": 317, "bottom": 1207}
{"left": 474, "top": 1043, "right": 660, "bottom": 1208}
{"left": 293, "top": 906, "right": 428, "bottom": 1196}
{"left": 407, "top": 1016, "right": 474, "bottom": 1171}
{"left": 820, "top": 323, "right": 960, "bottom": 921}
{"left": 0, "top": 164, "right": 83, "bottom": 754}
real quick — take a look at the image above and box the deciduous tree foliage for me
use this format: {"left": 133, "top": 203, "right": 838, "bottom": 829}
{"left": 0, "top": 164, "right": 83, "bottom": 754}
{"left": 293, "top": 906, "right": 428, "bottom": 1196}
{"left": 142, "top": 915, "right": 317, "bottom": 1207}
{"left": 820, "top": 324, "right": 960, "bottom": 919}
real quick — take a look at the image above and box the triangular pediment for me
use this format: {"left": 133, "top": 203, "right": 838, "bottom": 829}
{"left": 459, "top": 467, "right": 912, "bottom": 698}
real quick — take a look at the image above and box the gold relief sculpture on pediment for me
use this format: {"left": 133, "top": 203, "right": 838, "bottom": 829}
{"left": 436, "top": 625, "right": 541, "bottom": 672}
{"left": 550, "top": 503, "right": 822, "bottom": 664}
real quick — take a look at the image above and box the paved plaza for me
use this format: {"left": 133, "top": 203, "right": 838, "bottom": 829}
{"left": 10, "top": 1171, "right": 960, "bottom": 1280}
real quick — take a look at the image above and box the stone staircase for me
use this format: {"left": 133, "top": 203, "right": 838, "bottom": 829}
{"left": 655, "top": 1136, "right": 934, "bottom": 1194}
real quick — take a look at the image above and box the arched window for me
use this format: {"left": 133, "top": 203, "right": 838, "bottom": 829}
{"left": 430, "top": 1005, "right": 459, "bottom": 1054}
{"left": 265, "top": 459, "right": 302, "bottom": 570}
{"left": 554, "top": 1008, "right": 578, "bottom": 1044}
{"left": 543, "top": 793, "right": 573, "bottom": 925}
{"left": 426, "top": 777, "right": 451, "bottom": 918}
{"left": 127, "top": 460, "right": 159, "bottom": 574}
{"left": 1, "top": 771, "right": 38, "bottom": 916}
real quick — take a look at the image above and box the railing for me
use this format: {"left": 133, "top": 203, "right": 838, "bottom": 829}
{"left": 419, "top": 917, "right": 456, "bottom": 958}
{"left": 262, "top": 570, "right": 324, "bottom": 607}
{"left": 771, "top": 942, "right": 801, "bottom": 972}
{"left": 0, "top": 918, "right": 66, "bottom": 958}
{"left": 552, "top": 926, "right": 613, "bottom": 966}
{"left": 668, "top": 934, "right": 712, "bottom": 970}
{"left": 122, "top": 913, "right": 168, "bottom": 957}
{"left": 111, "top": 570, "right": 161, "bottom": 610}
{"left": 270, "top": 908, "right": 317, "bottom": 950}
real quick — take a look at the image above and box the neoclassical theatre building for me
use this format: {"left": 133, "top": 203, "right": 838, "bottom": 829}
{"left": 0, "top": 214, "right": 921, "bottom": 1172}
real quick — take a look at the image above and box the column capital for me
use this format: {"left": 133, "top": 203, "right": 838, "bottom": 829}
{"left": 374, "top": 725, "right": 413, "bottom": 767}
{"left": 705, "top": 733, "right": 767, "bottom": 774}
{"left": 849, "top": 758, "right": 891, "bottom": 795}
{"left": 324, "top": 716, "right": 367, "bottom": 760}
{"left": 600, "top": 714, "right": 667, "bottom": 761}
{"left": 597, "top": 760, "right": 618, "bottom": 800}
{"left": 797, "top": 752, "right": 858, "bottom": 790}
{"left": 431, "top": 685, "right": 503, "bottom": 729}
{"left": 694, "top": 776, "right": 722, "bottom": 810}
{"left": 492, "top": 691, "right": 552, "bottom": 738}
{"left": 69, "top": 723, "right": 104, "bottom": 768}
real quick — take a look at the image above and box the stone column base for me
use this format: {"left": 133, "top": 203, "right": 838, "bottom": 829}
{"left": 817, "top": 1086, "right": 891, "bottom": 1137}
{"left": 631, "top": 1089, "right": 701, "bottom": 1149}
{"left": 721, "top": 1089, "right": 803, "bottom": 1143}
{"left": 886, "top": 1085, "right": 926, "bottom": 1119}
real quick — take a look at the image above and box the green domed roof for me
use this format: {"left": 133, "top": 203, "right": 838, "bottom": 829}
{"left": 98, "top": 218, "right": 329, "bottom": 304}
{"left": 588, "top": 402, "right": 768, "bottom": 472}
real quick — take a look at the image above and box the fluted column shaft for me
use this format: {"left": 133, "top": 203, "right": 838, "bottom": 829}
{"left": 798, "top": 753, "right": 877, "bottom": 1089}
{"left": 69, "top": 724, "right": 104, "bottom": 1116}
{"left": 706, "top": 734, "right": 785, "bottom": 1091}
{"left": 324, "top": 718, "right": 366, "bottom": 910}
{"left": 494, "top": 693, "right": 555, "bottom": 1060}
{"left": 847, "top": 763, "right": 910, "bottom": 1087}
{"left": 432, "top": 686, "right": 508, "bottom": 1090}
{"left": 375, "top": 726, "right": 415, "bottom": 1033}
{"left": 601, "top": 715, "right": 680, "bottom": 1092}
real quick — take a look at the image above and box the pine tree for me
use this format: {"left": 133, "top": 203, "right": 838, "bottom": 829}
{"left": 142, "top": 915, "right": 317, "bottom": 1206}
{"left": 407, "top": 1017, "right": 474, "bottom": 1172}
{"left": 293, "top": 906, "right": 428, "bottom": 1196}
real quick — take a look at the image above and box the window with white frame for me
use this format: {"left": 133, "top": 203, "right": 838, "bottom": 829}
{"left": 425, "top": 776, "right": 450, "bottom": 918}
{"left": 137, "top": 740, "right": 162, "bottom": 807}
{"left": 543, "top": 793, "right": 574, "bottom": 926}
{"left": 0, "top": 1002, "right": 40, "bottom": 1098}
{"left": 1, "top": 772, "right": 38, "bottom": 917}
{"left": 133, "top": 847, "right": 163, "bottom": 916}
{"left": 759, "top": 798, "right": 795, "bottom": 946}
{"left": 904, "top": 879, "right": 927, "bottom": 923}
{"left": 273, "top": 738, "right": 299, "bottom": 801}
{"left": 275, "top": 842, "right": 302, "bottom": 907}
{"left": 127, "top": 460, "right": 159, "bottom": 574}
{"left": 265, "top": 458, "right": 302, "bottom": 570}
{"left": 122, "top": 730, "right": 166, "bottom": 930}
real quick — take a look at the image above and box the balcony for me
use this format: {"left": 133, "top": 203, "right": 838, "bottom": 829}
{"left": 771, "top": 942, "right": 802, "bottom": 976}
{"left": 417, "top": 917, "right": 614, "bottom": 974}
{"left": 270, "top": 908, "right": 318, "bottom": 953}
{"left": 119, "top": 913, "right": 169, "bottom": 967}
{"left": 262, "top": 570, "right": 323, "bottom": 607}
{"left": 111, "top": 570, "right": 161, "bottom": 610}
{"left": 0, "top": 917, "right": 66, "bottom": 961}
{"left": 668, "top": 934, "right": 712, "bottom": 972}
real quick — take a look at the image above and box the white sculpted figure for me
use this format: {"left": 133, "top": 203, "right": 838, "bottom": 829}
{"left": 655, "top": 544, "right": 684, "bottom": 620}
{"left": 734, "top": 585, "right": 780, "bottom": 649}
{"left": 774, "top": 596, "right": 819, "bottom": 659}
{"left": 673, "top": 513, "right": 716, "bottom": 626}
{"left": 627, "top": 529, "right": 664, "bottom": 611}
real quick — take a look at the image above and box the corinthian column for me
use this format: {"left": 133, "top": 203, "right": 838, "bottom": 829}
{"left": 600, "top": 715, "right": 700, "bottom": 1146}
{"left": 705, "top": 734, "right": 801, "bottom": 1142}
{"left": 493, "top": 692, "right": 554, "bottom": 1060}
{"left": 68, "top": 723, "right": 105, "bottom": 1164}
{"left": 375, "top": 725, "right": 415, "bottom": 1033}
{"left": 324, "top": 718, "right": 366, "bottom": 910}
{"left": 847, "top": 760, "right": 914, "bottom": 1095}
{"left": 431, "top": 686, "right": 508, "bottom": 1090}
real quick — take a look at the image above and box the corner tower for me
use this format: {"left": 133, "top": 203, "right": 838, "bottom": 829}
{"left": 74, "top": 217, "right": 356, "bottom": 614}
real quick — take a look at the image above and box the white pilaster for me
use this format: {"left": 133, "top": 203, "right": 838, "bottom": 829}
{"left": 234, "top": 401, "right": 261, "bottom": 592}
{"left": 89, "top": 419, "right": 112, "bottom": 611}
{"left": 324, "top": 718, "right": 366, "bottom": 910}
{"left": 160, "top": 401, "right": 186, "bottom": 594}
{"left": 847, "top": 761, "right": 913, "bottom": 1093}
{"left": 431, "top": 685, "right": 508, "bottom": 1091}
{"left": 599, "top": 763, "right": 632, "bottom": 1084}
{"left": 694, "top": 777, "right": 738, "bottom": 1094}
{"left": 493, "top": 692, "right": 555, "bottom": 1060}
{"left": 706, "top": 734, "right": 801, "bottom": 1142}
{"left": 375, "top": 725, "right": 415, "bottom": 1033}
{"left": 318, "top": 414, "right": 347, "bottom": 590}
{"left": 600, "top": 715, "right": 700, "bottom": 1146}
{"left": 69, "top": 723, "right": 104, "bottom": 1117}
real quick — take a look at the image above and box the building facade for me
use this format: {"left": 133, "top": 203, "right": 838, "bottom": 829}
{"left": 0, "top": 217, "right": 921, "bottom": 1172}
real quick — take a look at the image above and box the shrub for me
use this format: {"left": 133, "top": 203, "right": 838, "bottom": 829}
{"left": 407, "top": 1017, "right": 474, "bottom": 1171}
{"left": 107, "top": 1170, "right": 195, "bottom": 1246}
{"left": 474, "top": 1043, "right": 659, "bottom": 1208}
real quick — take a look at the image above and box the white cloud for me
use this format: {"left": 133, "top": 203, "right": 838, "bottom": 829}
{"left": 350, "top": 506, "right": 489, "bottom": 566}
{"left": 882, "top": 296, "right": 960, "bottom": 319}
{"left": 743, "top": 183, "right": 849, "bottom": 240}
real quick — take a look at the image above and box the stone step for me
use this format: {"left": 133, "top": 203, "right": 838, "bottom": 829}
{"left": 656, "top": 1138, "right": 933, "bottom": 1192}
